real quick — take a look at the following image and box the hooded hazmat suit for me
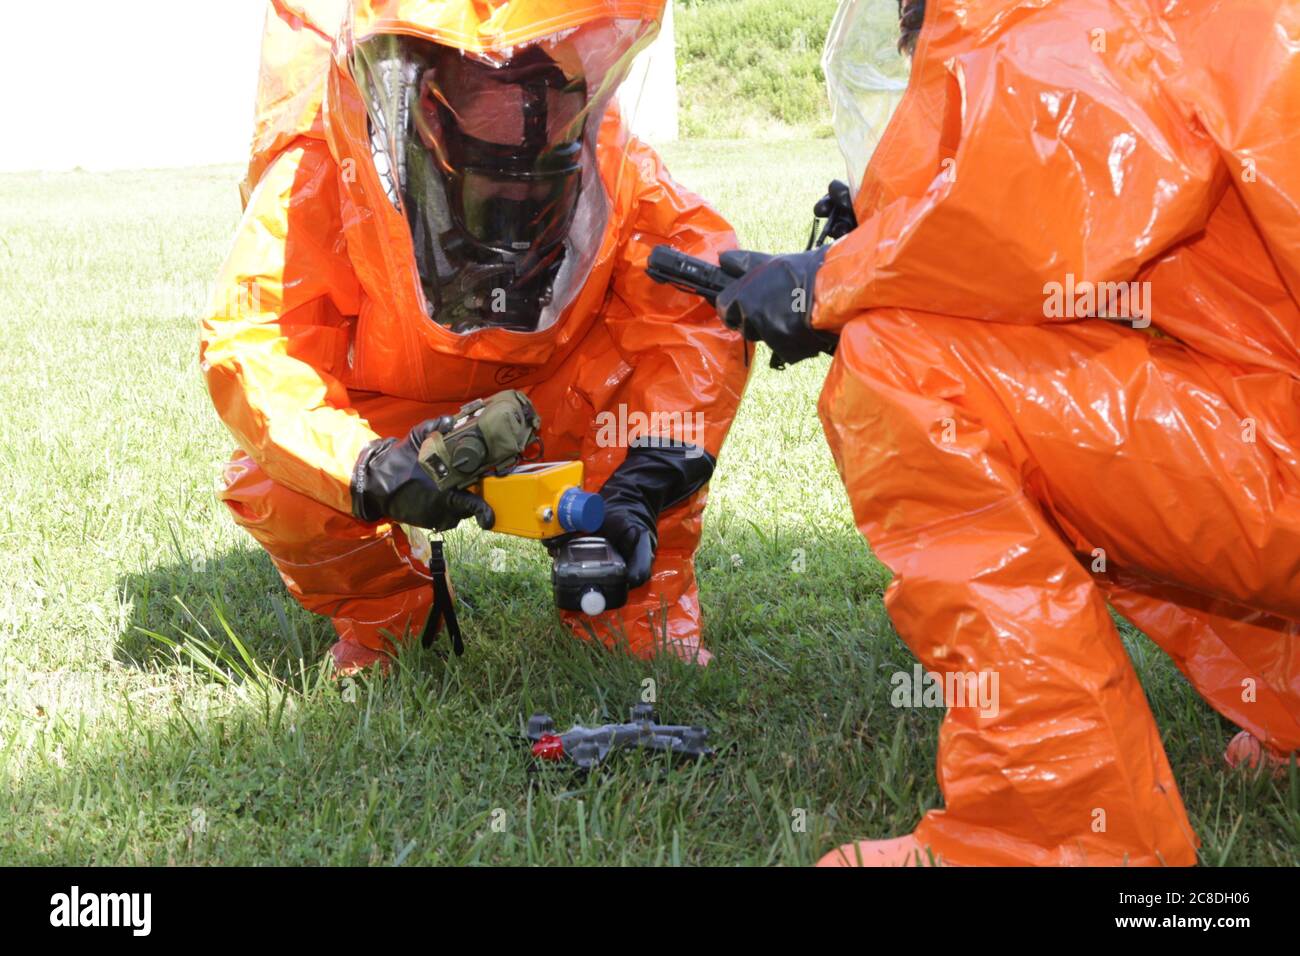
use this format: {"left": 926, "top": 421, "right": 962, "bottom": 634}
{"left": 798, "top": 0, "right": 1300, "bottom": 865}
{"left": 202, "top": 0, "right": 748, "bottom": 669}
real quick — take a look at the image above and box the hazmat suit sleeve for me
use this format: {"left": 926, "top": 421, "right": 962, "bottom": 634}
{"left": 602, "top": 132, "right": 750, "bottom": 458}
{"left": 1162, "top": 0, "right": 1300, "bottom": 304}
{"left": 813, "top": 5, "right": 1226, "bottom": 332}
{"left": 201, "top": 142, "right": 375, "bottom": 516}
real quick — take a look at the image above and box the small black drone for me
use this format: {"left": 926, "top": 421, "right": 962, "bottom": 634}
{"left": 526, "top": 703, "right": 714, "bottom": 770}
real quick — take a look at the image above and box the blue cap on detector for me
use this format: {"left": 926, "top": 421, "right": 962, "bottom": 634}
{"left": 557, "top": 488, "right": 605, "bottom": 533}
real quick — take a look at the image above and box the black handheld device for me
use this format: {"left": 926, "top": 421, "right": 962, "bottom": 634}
{"left": 551, "top": 537, "right": 629, "bottom": 617}
{"left": 646, "top": 246, "right": 734, "bottom": 304}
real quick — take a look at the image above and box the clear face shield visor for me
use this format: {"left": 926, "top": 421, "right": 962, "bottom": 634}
{"left": 822, "top": 0, "right": 916, "bottom": 197}
{"left": 352, "top": 19, "right": 654, "bottom": 333}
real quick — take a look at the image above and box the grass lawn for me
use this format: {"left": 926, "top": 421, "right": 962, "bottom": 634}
{"left": 676, "top": 0, "right": 843, "bottom": 138}
{"left": 0, "top": 140, "right": 1296, "bottom": 866}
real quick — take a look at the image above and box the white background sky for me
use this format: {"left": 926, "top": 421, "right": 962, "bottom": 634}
{"left": 0, "top": 1, "right": 266, "bottom": 172}
{"left": 0, "top": 0, "right": 676, "bottom": 173}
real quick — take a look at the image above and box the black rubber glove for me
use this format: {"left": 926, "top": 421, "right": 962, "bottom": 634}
{"left": 716, "top": 247, "right": 839, "bottom": 369}
{"left": 809, "top": 180, "right": 858, "bottom": 248}
{"left": 597, "top": 440, "right": 716, "bottom": 589}
{"left": 351, "top": 418, "right": 495, "bottom": 531}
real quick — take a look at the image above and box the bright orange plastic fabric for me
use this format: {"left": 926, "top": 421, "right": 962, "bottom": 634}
{"left": 815, "top": 0, "right": 1300, "bottom": 866}
{"left": 203, "top": 0, "right": 748, "bottom": 662}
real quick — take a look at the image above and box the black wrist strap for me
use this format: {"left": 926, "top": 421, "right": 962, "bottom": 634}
{"left": 420, "top": 540, "right": 464, "bottom": 656}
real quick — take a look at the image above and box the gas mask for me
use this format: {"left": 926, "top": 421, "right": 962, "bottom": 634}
{"left": 354, "top": 34, "right": 591, "bottom": 333}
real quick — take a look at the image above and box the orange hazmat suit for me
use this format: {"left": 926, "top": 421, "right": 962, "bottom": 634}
{"left": 812, "top": 0, "right": 1300, "bottom": 865}
{"left": 201, "top": 0, "right": 748, "bottom": 669}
